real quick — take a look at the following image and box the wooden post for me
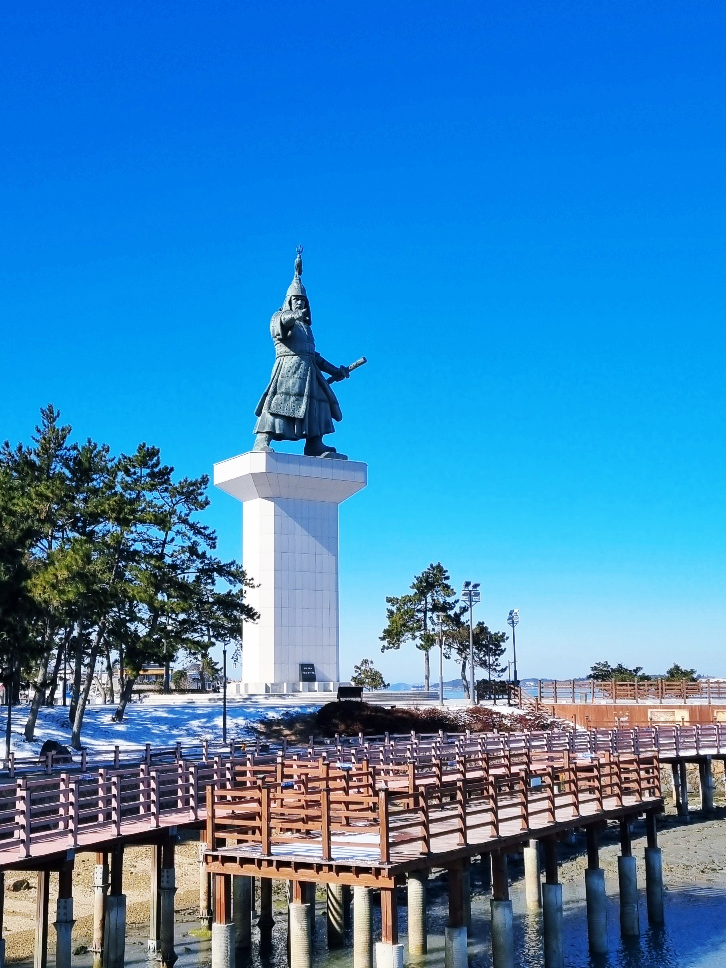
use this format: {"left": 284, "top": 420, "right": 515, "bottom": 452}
{"left": 379, "top": 788, "right": 390, "bottom": 863}
{"left": 91, "top": 852, "right": 109, "bottom": 967}
{"left": 321, "top": 786, "right": 331, "bottom": 860}
{"left": 149, "top": 844, "right": 162, "bottom": 953}
{"left": 34, "top": 870, "right": 50, "bottom": 968}
{"left": 544, "top": 837, "right": 558, "bottom": 885}
{"left": 491, "top": 851, "right": 509, "bottom": 901}
{"left": 214, "top": 874, "right": 231, "bottom": 924}
{"left": 586, "top": 826, "right": 600, "bottom": 869}
{"left": 55, "top": 862, "right": 75, "bottom": 968}
{"left": 0, "top": 871, "right": 5, "bottom": 967}
{"left": 380, "top": 888, "right": 398, "bottom": 945}
{"left": 261, "top": 786, "right": 271, "bottom": 854}
{"left": 620, "top": 818, "right": 632, "bottom": 856}
{"left": 447, "top": 863, "right": 464, "bottom": 927}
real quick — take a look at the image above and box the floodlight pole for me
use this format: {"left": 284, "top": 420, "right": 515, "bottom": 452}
{"left": 437, "top": 612, "right": 444, "bottom": 706}
{"left": 461, "top": 582, "right": 480, "bottom": 705}
{"left": 222, "top": 645, "right": 228, "bottom": 744}
{"left": 507, "top": 609, "right": 520, "bottom": 707}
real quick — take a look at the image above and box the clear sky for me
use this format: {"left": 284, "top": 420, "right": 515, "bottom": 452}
{"left": 2, "top": 2, "right": 726, "bottom": 684}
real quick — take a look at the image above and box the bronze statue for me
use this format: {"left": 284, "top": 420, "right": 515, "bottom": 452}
{"left": 253, "top": 248, "right": 364, "bottom": 459}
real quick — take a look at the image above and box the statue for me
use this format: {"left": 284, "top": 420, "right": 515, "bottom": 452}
{"left": 253, "top": 247, "right": 364, "bottom": 459}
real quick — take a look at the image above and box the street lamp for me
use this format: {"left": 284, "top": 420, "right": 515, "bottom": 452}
{"left": 222, "top": 644, "right": 228, "bottom": 745}
{"left": 507, "top": 608, "right": 520, "bottom": 705}
{"left": 436, "top": 611, "right": 444, "bottom": 706}
{"left": 461, "top": 581, "right": 481, "bottom": 704}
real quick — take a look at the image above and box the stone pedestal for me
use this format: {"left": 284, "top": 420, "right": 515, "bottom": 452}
{"left": 214, "top": 452, "right": 367, "bottom": 692}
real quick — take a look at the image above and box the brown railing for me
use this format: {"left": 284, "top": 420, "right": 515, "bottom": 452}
{"left": 207, "top": 748, "right": 661, "bottom": 866}
{"left": 534, "top": 678, "right": 726, "bottom": 704}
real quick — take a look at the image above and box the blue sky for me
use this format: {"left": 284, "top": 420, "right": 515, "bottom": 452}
{"left": 2, "top": 2, "right": 725, "bottom": 683}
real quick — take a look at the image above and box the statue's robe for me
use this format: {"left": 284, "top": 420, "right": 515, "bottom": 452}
{"left": 254, "top": 311, "right": 342, "bottom": 440}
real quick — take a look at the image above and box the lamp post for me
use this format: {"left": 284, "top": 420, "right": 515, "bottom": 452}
{"left": 461, "top": 581, "right": 481, "bottom": 704}
{"left": 437, "top": 611, "right": 444, "bottom": 706}
{"left": 222, "top": 644, "right": 228, "bottom": 744}
{"left": 507, "top": 608, "right": 519, "bottom": 706}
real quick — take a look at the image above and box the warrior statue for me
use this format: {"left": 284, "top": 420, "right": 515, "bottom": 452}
{"left": 253, "top": 247, "right": 363, "bottom": 460}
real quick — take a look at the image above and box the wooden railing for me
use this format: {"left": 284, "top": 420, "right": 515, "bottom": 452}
{"left": 207, "top": 749, "right": 661, "bottom": 865}
{"left": 534, "top": 678, "right": 726, "bottom": 704}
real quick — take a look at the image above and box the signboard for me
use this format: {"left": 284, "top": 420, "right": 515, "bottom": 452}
{"left": 299, "top": 663, "right": 317, "bottom": 683}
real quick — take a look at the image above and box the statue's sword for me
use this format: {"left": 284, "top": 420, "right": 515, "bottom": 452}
{"left": 326, "top": 356, "right": 367, "bottom": 384}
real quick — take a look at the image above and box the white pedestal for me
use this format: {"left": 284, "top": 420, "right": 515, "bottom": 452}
{"left": 214, "top": 452, "right": 367, "bottom": 692}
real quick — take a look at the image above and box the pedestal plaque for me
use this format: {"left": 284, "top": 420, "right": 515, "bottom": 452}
{"left": 214, "top": 451, "right": 367, "bottom": 693}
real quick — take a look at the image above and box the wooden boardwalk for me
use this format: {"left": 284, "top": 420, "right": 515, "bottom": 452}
{"left": 0, "top": 724, "right": 685, "bottom": 873}
{"left": 205, "top": 748, "right": 662, "bottom": 887}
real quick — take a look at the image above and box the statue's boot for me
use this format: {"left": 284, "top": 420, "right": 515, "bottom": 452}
{"left": 253, "top": 433, "right": 274, "bottom": 453}
{"left": 304, "top": 436, "right": 347, "bottom": 460}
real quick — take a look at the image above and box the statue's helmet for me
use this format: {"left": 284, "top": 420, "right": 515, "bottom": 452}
{"left": 283, "top": 245, "right": 307, "bottom": 308}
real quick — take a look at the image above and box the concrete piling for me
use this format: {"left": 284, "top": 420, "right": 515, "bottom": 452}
{"left": 523, "top": 839, "right": 542, "bottom": 909}
{"left": 233, "top": 876, "right": 252, "bottom": 949}
{"left": 490, "top": 852, "right": 514, "bottom": 968}
{"left": 103, "top": 846, "right": 126, "bottom": 968}
{"left": 679, "top": 760, "right": 690, "bottom": 820}
{"left": 211, "top": 924, "right": 236, "bottom": 968}
{"left": 199, "top": 836, "right": 212, "bottom": 929}
{"left": 619, "top": 819, "right": 640, "bottom": 937}
{"left": 645, "top": 810, "right": 664, "bottom": 925}
{"left": 407, "top": 870, "right": 427, "bottom": 955}
{"left": 700, "top": 758, "right": 715, "bottom": 813}
{"left": 327, "top": 882, "right": 345, "bottom": 947}
{"left": 585, "top": 826, "right": 608, "bottom": 954}
{"left": 212, "top": 873, "right": 235, "bottom": 968}
{"left": 289, "top": 902, "right": 312, "bottom": 968}
{"left": 353, "top": 886, "right": 373, "bottom": 968}
{"left": 618, "top": 857, "right": 640, "bottom": 937}
{"left": 585, "top": 869, "right": 608, "bottom": 954}
{"left": 54, "top": 865, "right": 75, "bottom": 968}
{"left": 490, "top": 901, "right": 514, "bottom": 968}
{"left": 159, "top": 835, "right": 177, "bottom": 968}
{"left": 34, "top": 870, "right": 50, "bottom": 968}
{"left": 374, "top": 942, "right": 404, "bottom": 968}
{"left": 542, "top": 885, "right": 564, "bottom": 968}
{"left": 445, "top": 926, "right": 467, "bottom": 968}
{"left": 542, "top": 838, "right": 564, "bottom": 968}
{"left": 377, "top": 887, "right": 403, "bottom": 968}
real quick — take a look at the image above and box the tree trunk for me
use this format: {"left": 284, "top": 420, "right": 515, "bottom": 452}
{"left": 104, "top": 647, "right": 115, "bottom": 705}
{"left": 460, "top": 658, "right": 470, "bottom": 699}
{"left": 70, "top": 645, "right": 99, "bottom": 750}
{"left": 112, "top": 677, "right": 136, "bottom": 722}
{"left": 69, "top": 639, "right": 84, "bottom": 724}
{"left": 424, "top": 650, "right": 430, "bottom": 691}
{"left": 45, "top": 636, "right": 68, "bottom": 706}
{"left": 4, "top": 664, "right": 14, "bottom": 766}
{"left": 23, "top": 650, "right": 53, "bottom": 741}
{"left": 163, "top": 659, "right": 170, "bottom": 694}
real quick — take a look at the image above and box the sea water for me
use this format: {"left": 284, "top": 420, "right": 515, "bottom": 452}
{"left": 34, "top": 868, "right": 726, "bottom": 968}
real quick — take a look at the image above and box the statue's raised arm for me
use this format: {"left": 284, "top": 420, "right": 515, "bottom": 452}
{"left": 253, "top": 247, "right": 364, "bottom": 460}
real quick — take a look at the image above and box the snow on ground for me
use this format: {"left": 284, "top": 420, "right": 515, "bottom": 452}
{"left": 5, "top": 695, "right": 325, "bottom": 758}
{"left": 4, "top": 694, "right": 545, "bottom": 761}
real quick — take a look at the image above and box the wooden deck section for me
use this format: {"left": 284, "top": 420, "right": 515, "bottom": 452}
{"left": 205, "top": 749, "right": 663, "bottom": 888}
{"left": 0, "top": 725, "right": 686, "bottom": 874}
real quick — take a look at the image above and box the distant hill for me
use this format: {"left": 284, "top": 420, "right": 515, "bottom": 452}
{"left": 383, "top": 680, "right": 465, "bottom": 691}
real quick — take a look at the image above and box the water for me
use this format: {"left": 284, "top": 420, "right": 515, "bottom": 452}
{"left": 17, "top": 866, "right": 726, "bottom": 967}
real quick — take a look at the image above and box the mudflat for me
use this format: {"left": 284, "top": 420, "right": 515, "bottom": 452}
{"left": 2, "top": 803, "right": 724, "bottom": 962}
